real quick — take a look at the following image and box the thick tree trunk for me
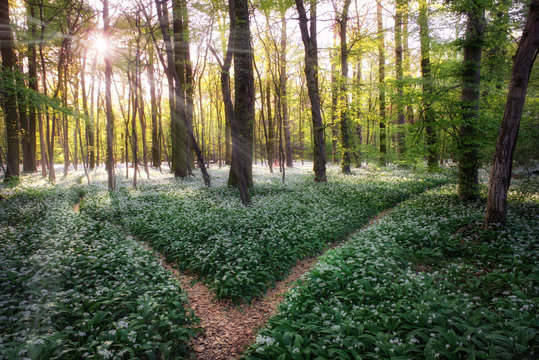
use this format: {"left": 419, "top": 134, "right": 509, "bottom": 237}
{"left": 295, "top": 0, "right": 326, "bottom": 182}
{"left": 376, "top": 0, "right": 386, "bottom": 166}
{"left": 228, "top": 0, "right": 255, "bottom": 190}
{"left": 483, "top": 0, "right": 538, "bottom": 228}
{"left": 458, "top": 2, "right": 485, "bottom": 201}
{"left": 0, "top": 0, "right": 20, "bottom": 180}
{"left": 104, "top": 0, "right": 115, "bottom": 190}
{"left": 339, "top": 0, "right": 352, "bottom": 173}
{"left": 419, "top": 0, "right": 437, "bottom": 170}
{"left": 171, "top": 0, "right": 188, "bottom": 177}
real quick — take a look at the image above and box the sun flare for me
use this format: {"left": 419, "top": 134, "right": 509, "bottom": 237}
{"left": 92, "top": 33, "right": 110, "bottom": 56}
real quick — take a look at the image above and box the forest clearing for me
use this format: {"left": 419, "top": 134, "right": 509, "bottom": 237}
{"left": 1, "top": 0, "right": 538, "bottom": 358}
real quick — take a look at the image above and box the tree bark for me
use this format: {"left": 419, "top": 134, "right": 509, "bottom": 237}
{"left": 171, "top": 0, "right": 189, "bottom": 177}
{"left": 376, "top": 0, "right": 386, "bottom": 166}
{"left": 338, "top": 0, "right": 352, "bottom": 173}
{"left": 0, "top": 0, "right": 20, "bottom": 180}
{"left": 148, "top": 48, "right": 161, "bottom": 168}
{"left": 104, "top": 0, "right": 116, "bottom": 189}
{"left": 419, "top": 0, "right": 437, "bottom": 170}
{"left": 295, "top": 0, "right": 326, "bottom": 182}
{"left": 228, "top": 0, "right": 255, "bottom": 190}
{"left": 395, "top": 0, "right": 405, "bottom": 162}
{"left": 280, "top": 8, "right": 293, "bottom": 167}
{"left": 26, "top": 2, "right": 38, "bottom": 172}
{"left": 483, "top": 0, "right": 538, "bottom": 228}
{"left": 458, "top": 1, "right": 485, "bottom": 201}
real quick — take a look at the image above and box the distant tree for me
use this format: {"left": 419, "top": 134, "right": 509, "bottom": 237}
{"left": 295, "top": 0, "right": 326, "bottom": 182}
{"left": 483, "top": 0, "right": 538, "bottom": 228}
{"left": 0, "top": 0, "right": 20, "bottom": 181}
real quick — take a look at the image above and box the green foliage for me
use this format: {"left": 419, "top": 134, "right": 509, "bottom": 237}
{"left": 0, "top": 187, "right": 197, "bottom": 359}
{"left": 81, "top": 166, "right": 451, "bottom": 302}
{"left": 246, "top": 182, "right": 538, "bottom": 359}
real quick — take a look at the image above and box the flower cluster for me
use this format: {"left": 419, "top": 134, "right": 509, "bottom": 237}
{"left": 81, "top": 164, "right": 449, "bottom": 302}
{"left": 0, "top": 187, "right": 196, "bottom": 359}
{"left": 246, "top": 182, "right": 538, "bottom": 359}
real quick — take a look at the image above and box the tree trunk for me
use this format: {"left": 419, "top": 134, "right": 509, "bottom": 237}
{"left": 483, "top": 0, "right": 538, "bottom": 228}
{"left": 104, "top": 0, "right": 115, "bottom": 190}
{"left": 170, "top": 0, "right": 189, "bottom": 177}
{"left": 295, "top": 0, "right": 326, "bottom": 182}
{"left": 18, "top": 57, "right": 32, "bottom": 173}
{"left": 338, "top": 0, "right": 352, "bottom": 173}
{"left": 26, "top": 2, "right": 38, "bottom": 172}
{"left": 419, "top": 0, "right": 437, "bottom": 170}
{"left": 458, "top": 2, "right": 484, "bottom": 201}
{"left": 148, "top": 48, "right": 161, "bottom": 168}
{"left": 376, "top": 0, "right": 386, "bottom": 166}
{"left": 395, "top": 0, "right": 405, "bottom": 162}
{"left": 0, "top": 0, "right": 20, "bottom": 180}
{"left": 280, "top": 8, "right": 293, "bottom": 167}
{"left": 228, "top": 0, "right": 255, "bottom": 190}
{"left": 331, "top": 61, "right": 338, "bottom": 164}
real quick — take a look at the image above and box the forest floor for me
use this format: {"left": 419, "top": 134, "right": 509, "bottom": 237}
{"left": 1, "top": 164, "right": 536, "bottom": 359}
{"left": 149, "top": 207, "right": 394, "bottom": 360}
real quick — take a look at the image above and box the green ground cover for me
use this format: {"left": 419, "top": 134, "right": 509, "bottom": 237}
{"left": 0, "top": 188, "right": 196, "bottom": 359}
{"left": 80, "top": 166, "right": 450, "bottom": 302}
{"left": 247, "top": 181, "right": 538, "bottom": 359}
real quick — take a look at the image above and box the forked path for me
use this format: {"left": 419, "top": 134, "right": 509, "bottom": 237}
{"left": 151, "top": 208, "right": 394, "bottom": 360}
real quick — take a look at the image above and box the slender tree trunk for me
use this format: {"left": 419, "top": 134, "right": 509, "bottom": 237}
{"left": 18, "top": 58, "right": 32, "bottom": 173}
{"left": 139, "top": 71, "right": 149, "bottom": 179}
{"left": 129, "top": 64, "right": 139, "bottom": 188}
{"left": 395, "top": 0, "right": 405, "bottom": 162}
{"left": 26, "top": 2, "right": 38, "bottom": 172}
{"left": 62, "top": 60, "right": 70, "bottom": 177}
{"left": 483, "top": 0, "right": 538, "bottom": 228}
{"left": 148, "top": 48, "right": 161, "bottom": 168}
{"left": 0, "top": 0, "right": 20, "bottom": 180}
{"left": 339, "top": 0, "right": 352, "bottom": 173}
{"left": 295, "top": 0, "right": 326, "bottom": 182}
{"left": 419, "top": 0, "right": 437, "bottom": 170}
{"left": 376, "top": 0, "right": 386, "bottom": 166}
{"left": 331, "top": 59, "right": 339, "bottom": 164}
{"left": 104, "top": 0, "right": 115, "bottom": 189}
{"left": 280, "top": 8, "right": 293, "bottom": 167}
{"left": 458, "top": 2, "right": 484, "bottom": 201}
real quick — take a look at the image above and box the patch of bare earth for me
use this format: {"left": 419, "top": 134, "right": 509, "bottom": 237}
{"left": 147, "top": 207, "right": 394, "bottom": 360}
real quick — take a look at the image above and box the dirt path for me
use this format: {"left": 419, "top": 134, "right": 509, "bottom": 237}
{"left": 149, "top": 207, "right": 394, "bottom": 360}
